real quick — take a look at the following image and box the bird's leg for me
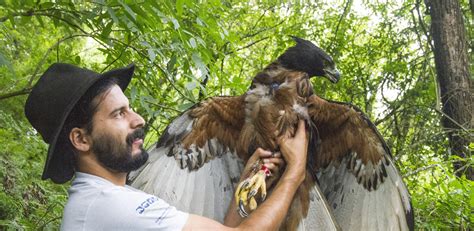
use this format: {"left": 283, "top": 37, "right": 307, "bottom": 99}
{"left": 234, "top": 160, "right": 272, "bottom": 217}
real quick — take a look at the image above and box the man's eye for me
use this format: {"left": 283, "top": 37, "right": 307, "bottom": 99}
{"left": 115, "top": 111, "right": 125, "bottom": 118}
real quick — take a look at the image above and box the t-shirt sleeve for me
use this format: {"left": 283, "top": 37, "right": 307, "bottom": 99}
{"left": 83, "top": 188, "right": 189, "bottom": 230}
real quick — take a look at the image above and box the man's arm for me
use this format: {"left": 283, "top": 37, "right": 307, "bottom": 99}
{"left": 223, "top": 148, "right": 285, "bottom": 227}
{"left": 182, "top": 120, "right": 308, "bottom": 230}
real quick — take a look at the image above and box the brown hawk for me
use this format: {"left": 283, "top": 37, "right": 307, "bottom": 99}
{"left": 130, "top": 37, "right": 414, "bottom": 230}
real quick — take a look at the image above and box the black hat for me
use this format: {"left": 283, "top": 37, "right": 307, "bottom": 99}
{"left": 24, "top": 63, "right": 135, "bottom": 183}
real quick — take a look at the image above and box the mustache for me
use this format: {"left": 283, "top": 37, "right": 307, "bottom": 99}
{"left": 126, "top": 128, "right": 146, "bottom": 145}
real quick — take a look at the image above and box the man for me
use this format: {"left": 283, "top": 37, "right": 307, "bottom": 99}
{"left": 24, "top": 63, "right": 308, "bottom": 230}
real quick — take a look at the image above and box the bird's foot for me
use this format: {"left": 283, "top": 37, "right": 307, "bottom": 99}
{"left": 234, "top": 165, "right": 271, "bottom": 217}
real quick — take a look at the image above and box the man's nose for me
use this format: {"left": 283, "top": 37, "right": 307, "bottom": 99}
{"left": 130, "top": 110, "right": 145, "bottom": 128}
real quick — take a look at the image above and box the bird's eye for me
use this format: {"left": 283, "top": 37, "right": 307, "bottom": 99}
{"left": 271, "top": 82, "right": 279, "bottom": 90}
{"left": 323, "top": 58, "right": 334, "bottom": 67}
{"left": 323, "top": 59, "right": 330, "bottom": 66}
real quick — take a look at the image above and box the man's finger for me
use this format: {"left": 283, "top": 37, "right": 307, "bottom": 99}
{"left": 255, "top": 148, "right": 272, "bottom": 157}
{"left": 272, "top": 152, "right": 282, "bottom": 158}
{"left": 294, "top": 120, "right": 307, "bottom": 139}
{"left": 270, "top": 158, "right": 285, "bottom": 166}
{"left": 264, "top": 163, "right": 276, "bottom": 170}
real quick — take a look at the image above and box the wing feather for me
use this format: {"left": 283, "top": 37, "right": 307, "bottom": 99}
{"left": 308, "top": 95, "right": 414, "bottom": 231}
{"left": 296, "top": 179, "right": 341, "bottom": 230}
{"left": 129, "top": 96, "right": 246, "bottom": 222}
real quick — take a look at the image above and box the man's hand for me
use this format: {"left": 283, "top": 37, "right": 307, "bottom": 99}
{"left": 277, "top": 120, "right": 308, "bottom": 184}
{"left": 262, "top": 152, "right": 285, "bottom": 189}
{"left": 239, "top": 148, "right": 285, "bottom": 188}
{"left": 225, "top": 148, "right": 285, "bottom": 226}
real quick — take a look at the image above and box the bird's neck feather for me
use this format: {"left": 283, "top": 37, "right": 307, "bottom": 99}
{"left": 239, "top": 82, "right": 309, "bottom": 161}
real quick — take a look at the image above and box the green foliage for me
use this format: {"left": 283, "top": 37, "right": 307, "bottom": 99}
{"left": 407, "top": 156, "right": 474, "bottom": 229}
{"left": 0, "top": 111, "right": 67, "bottom": 229}
{"left": 0, "top": 0, "right": 472, "bottom": 229}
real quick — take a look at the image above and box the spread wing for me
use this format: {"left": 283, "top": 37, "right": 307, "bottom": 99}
{"left": 129, "top": 94, "right": 340, "bottom": 229}
{"left": 129, "top": 96, "right": 246, "bottom": 222}
{"left": 308, "top": 95, "right": 414, "bottom": 231}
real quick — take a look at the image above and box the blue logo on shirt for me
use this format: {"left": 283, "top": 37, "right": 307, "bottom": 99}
{"left": 136, "top": 196, "right": 159, "bottom": 214}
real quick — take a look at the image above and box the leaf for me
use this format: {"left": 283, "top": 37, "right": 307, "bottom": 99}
{"left": 189, "top": 37, "right": 196, "bottom": 48}
{"left": 178, "top": 102, "right": 195, "bottom": 111}
{"left": 167, "top": 55, "right": 177, "bottom": 73}
{"left": 130, "top": 85, "right": 138, "bottom": 104}
{"left": 101, "top": 22, "right": 113, "bottom": 39}
{"left": 191, "top": 52, "right": 207, "bottom": 78}
{"left": 119, "top": 0, "right": 136, "bottom": 20}
{"left": 39, "top": 2, "right": 54, "bottom": 9}
{"left": 469, "top": 181, "right": 474, "bottom": 208}
{"left": 170, "top": 17, "right": 180, "bottom": 29}
{"left": 176, "top": 0, "right": 184, "bottom": 16}
{"left": 196, "top": 17, "right": 204, "bottom": 26}
{"left": 35, "top": 15, "right": 44, "bottom": 27}
{"left": 185, "top": 81, "right": 197, "bottom": 90}
{"left": 0, "top": 51, "right": 14, "bottom": 75}
{"left": 147, "top": 48, "right": 156, "bottom": 62}
{"left": 107, "top": 7, "right": 119, "bottom": 24}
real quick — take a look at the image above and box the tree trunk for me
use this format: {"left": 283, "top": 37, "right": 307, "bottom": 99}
{"left": 427, "top": 0, "right": 474, "bottom": 180}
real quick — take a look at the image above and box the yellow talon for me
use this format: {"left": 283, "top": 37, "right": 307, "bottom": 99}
{"left": 235, "top": 164, "right": 271, "bottom": 217}
{"left": 234, "top": 179, "right": 249, "bottom": 206}
{"left": 249, "top": 197, "right": 257, "bottom": 211}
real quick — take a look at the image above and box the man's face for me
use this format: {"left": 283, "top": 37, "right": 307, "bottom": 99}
{"left": 88, "top": 85, "right": 148, "bottom": 172}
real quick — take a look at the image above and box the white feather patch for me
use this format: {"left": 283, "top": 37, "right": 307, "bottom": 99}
{"left": 317, "top": 153, "right": 412, "bottom": 231}
{"left": 130, "top": 145, "right": 244, "bottom": 222}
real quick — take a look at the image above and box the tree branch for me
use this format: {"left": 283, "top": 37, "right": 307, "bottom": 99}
{"left": 433, "top": 107, "right": 471, "bottom": 133}
{"left": 329, "top": 0, "right": 353, "bottom": 52}
{"left": 0, "top": 88, "right": 32, "bottom": 100}
{"left": 105, "top": 37, "right": 195, "bottom": 102}
{"left": 415, "top": 0, "right": 435, "bottom": 52}
{"left": 225, "top": 36, "right": 269, "bottom": 55}
{"left": 403, "top": 159, "right": 470, "bottom": 177}
{"left": 0, "top": 10, "right": 34, "bottom": 22}
{"left": 403, "top": 163, "right": 440, "bottom": 177}
{"left": 0, "top": 34, "right": 92, "bottom": 101}
{"left": 374, "top": 104, "right": 401, "bottom": 126}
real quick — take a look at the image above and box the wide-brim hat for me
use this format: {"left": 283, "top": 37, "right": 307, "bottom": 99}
{"left": 24, "top": 63, "right": 135, "bottom": 184}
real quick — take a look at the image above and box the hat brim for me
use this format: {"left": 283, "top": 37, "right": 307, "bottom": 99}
{"left": 42, "top": 64, "right": 135, "bottom": 184}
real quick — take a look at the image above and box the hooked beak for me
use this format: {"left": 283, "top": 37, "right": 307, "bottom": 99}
{"left": 323, "top": 67, "right": 341, "bottom": 83}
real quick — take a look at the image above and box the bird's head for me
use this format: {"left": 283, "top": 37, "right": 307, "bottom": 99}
{"left": 277, "top": 36, "right": 340, "bottom": 83}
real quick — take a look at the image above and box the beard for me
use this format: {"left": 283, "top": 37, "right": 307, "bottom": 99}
{"left": 91, "top": 128, "right": 149, "bottom": 173}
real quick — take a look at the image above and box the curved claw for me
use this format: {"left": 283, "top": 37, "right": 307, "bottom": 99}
{"left": 239, "top": 200, "right": 249, "bottom": 217}
{"left": 236, "top": 179, "right": 251, "bottom": 217}
{"left": 235, "top": 165, "right": 271, "bottom": 217}
{"left": 234, "top": 179, "right": 249, "bottom": 207}
{"left": 236, "top": 171, "right": 270, "bottom": 217}
{"left": 260, "top": 178, "right": 267, "bottom": 202}
{"left": 249, "top": 171, "right": 265, "bottom": 198}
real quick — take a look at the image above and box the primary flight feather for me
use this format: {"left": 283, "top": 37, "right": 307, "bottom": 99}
{"left": 130, "top": 37, "right": 414, "bottom": 230}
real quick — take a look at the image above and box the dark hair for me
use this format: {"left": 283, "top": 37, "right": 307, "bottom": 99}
{"left": 57, "top": 77, "right": 119, "bottom": 154}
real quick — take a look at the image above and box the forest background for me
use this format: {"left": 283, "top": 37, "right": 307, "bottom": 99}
{"left": 0, "top": 0, "right": 472, "bottom": 230}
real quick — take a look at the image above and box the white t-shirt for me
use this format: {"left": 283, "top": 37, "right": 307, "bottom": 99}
{"left": 61, "top": 172, "right": 189, "bottom": 230}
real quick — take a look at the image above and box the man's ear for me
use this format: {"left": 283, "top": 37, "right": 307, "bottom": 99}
{"left": 69, "top": 127, "right": 91, "bottom": 152}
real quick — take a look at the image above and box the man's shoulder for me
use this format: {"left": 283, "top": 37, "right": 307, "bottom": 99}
{"left": 62, "top": 173, "right": 189, "bottom": 230}
{"left": 69, "top": 172, "right": 163, "bottom": 212}
{"left": 92, "top": 184, "right": 164, "bottom": 212}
